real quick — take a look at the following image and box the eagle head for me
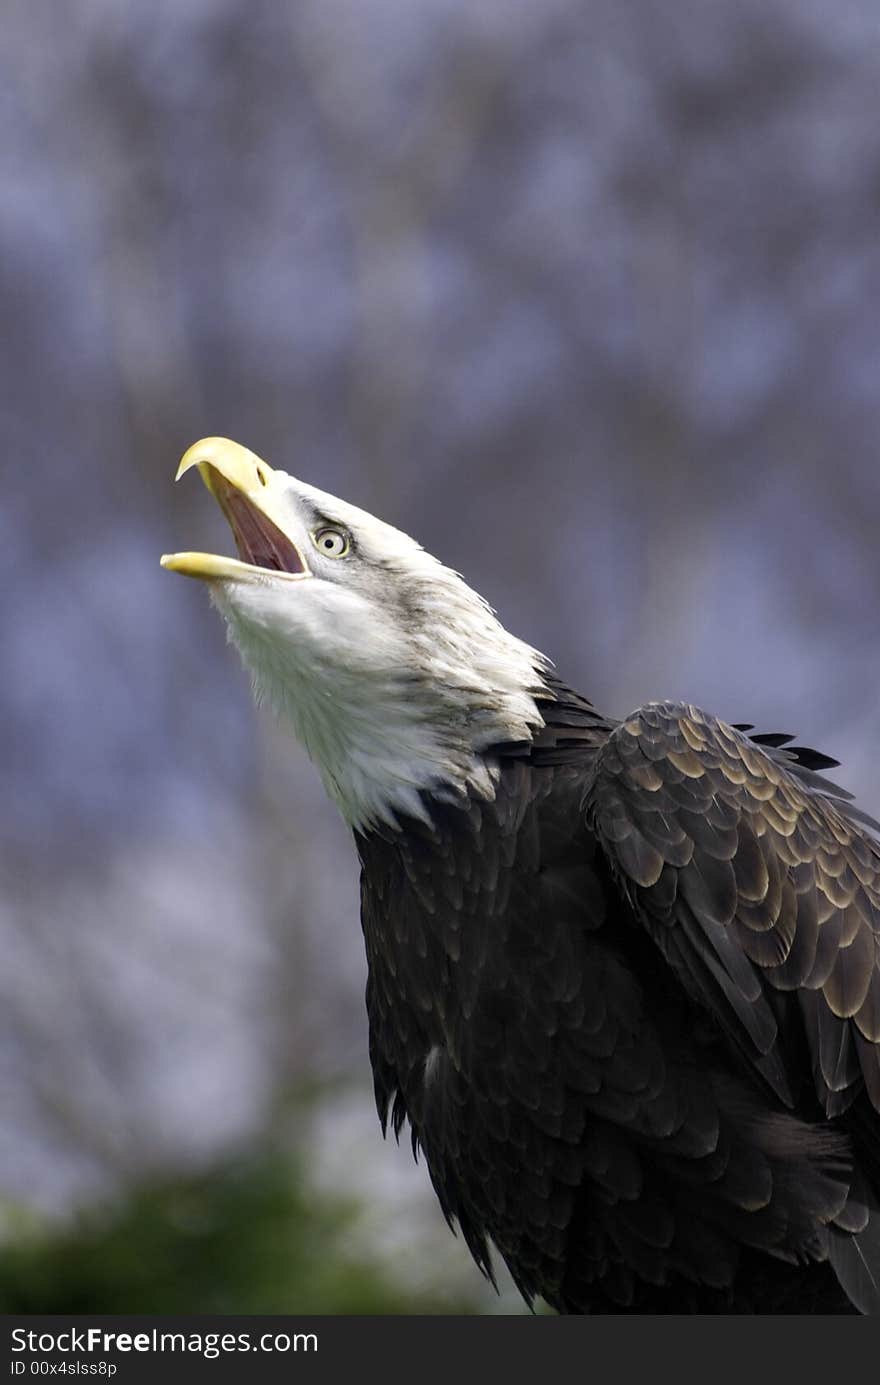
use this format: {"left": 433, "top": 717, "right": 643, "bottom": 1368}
{"left": 162, "top": 438, "right": 548, "bottom": 829}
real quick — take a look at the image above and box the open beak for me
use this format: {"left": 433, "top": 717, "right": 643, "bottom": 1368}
{"left": 160, "top": 437, "right": 310, "bottom": 583}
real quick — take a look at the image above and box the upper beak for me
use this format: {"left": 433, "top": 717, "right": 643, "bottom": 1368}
{"left": 160, "top": 437, "right": 310, "bottom": 582}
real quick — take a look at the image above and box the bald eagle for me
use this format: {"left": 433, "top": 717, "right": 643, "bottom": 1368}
{"left": 162, "top": 438, "right": 880, "bottom": 1314}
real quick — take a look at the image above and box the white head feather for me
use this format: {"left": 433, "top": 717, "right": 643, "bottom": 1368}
{"left": 208, "top": 471, "right": 551, "bottom": 832}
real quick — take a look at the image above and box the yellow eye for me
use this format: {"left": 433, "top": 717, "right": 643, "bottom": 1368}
{"left": 313, "top": 527, "right": 349, "bottom": 558}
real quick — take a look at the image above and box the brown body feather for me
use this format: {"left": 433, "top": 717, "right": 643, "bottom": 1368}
{"left": 358, "top": 685, "right": 880, "bottom": 1312}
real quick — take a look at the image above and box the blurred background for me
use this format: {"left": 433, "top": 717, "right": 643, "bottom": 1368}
{"left": 2, "top": 0, "right": 880, "bottom": 1313}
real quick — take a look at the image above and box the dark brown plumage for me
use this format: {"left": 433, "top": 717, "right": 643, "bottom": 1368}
{"left": 358, "top": 682, "right": 880, "bottom": 1312}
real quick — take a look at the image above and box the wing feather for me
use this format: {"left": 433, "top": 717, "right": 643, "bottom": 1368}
{"left": 589, "top": 702, "right": 880, "bottom": 1118}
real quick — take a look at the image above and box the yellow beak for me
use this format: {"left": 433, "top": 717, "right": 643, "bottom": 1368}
{"left": 160, "top": 437, "right": 309, "bottom": 582}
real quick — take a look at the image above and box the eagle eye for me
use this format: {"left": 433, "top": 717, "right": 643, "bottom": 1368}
{"left": 312, "top": 526, "right": 349, "bottom": 558}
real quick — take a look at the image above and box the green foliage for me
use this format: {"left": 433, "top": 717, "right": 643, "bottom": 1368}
{"left": 0, "top": 1151, "right": 477, "bottom": 1315}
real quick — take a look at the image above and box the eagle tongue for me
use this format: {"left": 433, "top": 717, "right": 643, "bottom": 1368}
{"left": 211, "top": 473, "right": 306, "bottom": 574}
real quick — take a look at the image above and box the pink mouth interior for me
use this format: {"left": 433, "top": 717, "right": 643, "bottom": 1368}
{"left": 209, "top": 470, "right": 306, "bottom": 574}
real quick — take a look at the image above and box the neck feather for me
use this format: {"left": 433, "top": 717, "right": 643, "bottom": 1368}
{"left": 213, "top": 570, "right": 551, "bottom": 832}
